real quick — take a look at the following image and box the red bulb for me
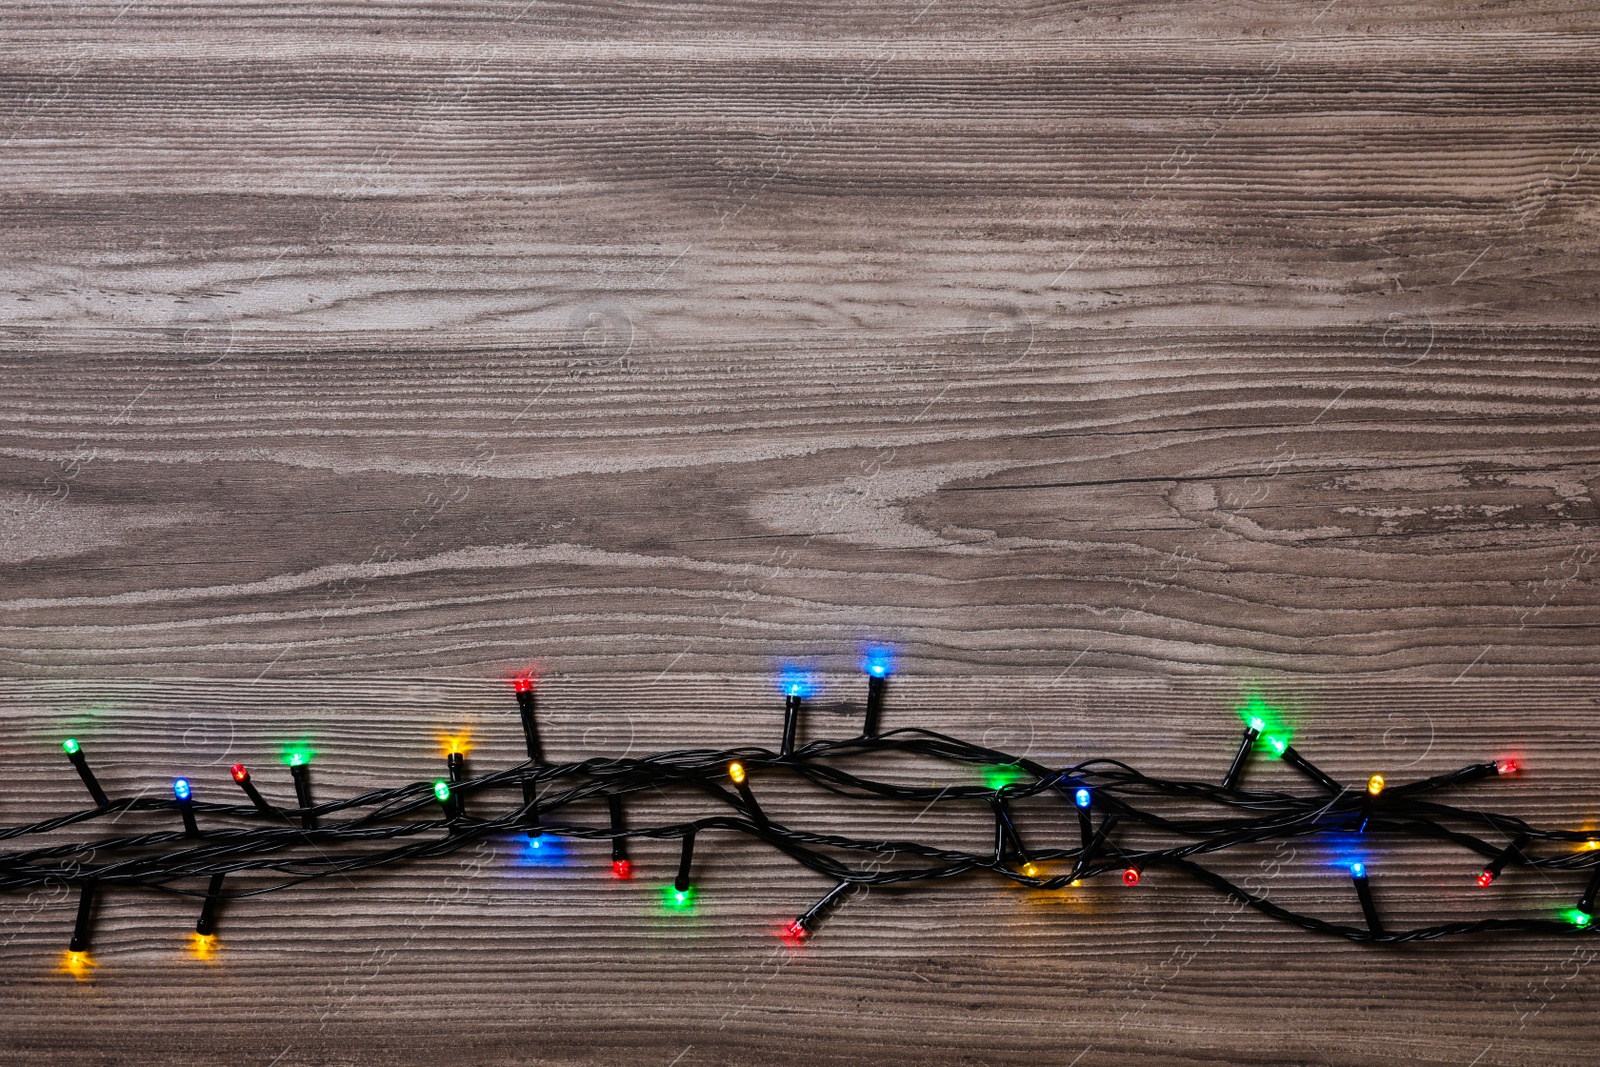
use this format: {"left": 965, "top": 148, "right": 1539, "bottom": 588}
{"left": 1495, "top": 758, "right": 1520, "bottom": 776}
{"left": 1477, "top": 870, "right": 1495, "bottom": 887}
{"left": 780, "top": 920, "right": 810, "bottom": 945}
{"left": 611, "top": 860, "right": 633, "bottom": 880}
{"left": 231, "top": 763, "right": 249, "bottom": 783}
{"left": 513, "top": 674, "right": 536, "bottom": 694}
{"left": 1122, "top": 866, "right": 1142, "bottom": 886}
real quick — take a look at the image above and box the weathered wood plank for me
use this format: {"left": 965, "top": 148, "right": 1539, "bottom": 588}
{"left": 2, "top": 3, "right": 1598, "bottom": 1063}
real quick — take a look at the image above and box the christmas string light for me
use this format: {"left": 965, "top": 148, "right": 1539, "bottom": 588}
{"left": 230, "top": 763, "right": 275, "bottom": 816}
{"left": 861, "top": 645, "right": 893, "bottom": 739}
{"left": 10, "top": 651, "right": 1600, "bottom": 969}
{"left": 287, "top": 749, "right": 315, "bottom": 830}
{"left": 1350, "top": 861, "right": 1382, "bottom": 935}
{"left": 61, "top": 737, "right": 109, "bottom": 808}
{"left": 728, "top": 761, "right": 767, "bottom": 824}
{"left": 608, "top": 792, "right": 631, "bottom": 879}
{"left": 777, "top": 665, "right": 814, "bottom": 758}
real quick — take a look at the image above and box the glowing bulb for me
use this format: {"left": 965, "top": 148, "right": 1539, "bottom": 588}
{"left": 860, "top": 644, "right": 896, "bottom": 678}
{"left": 438, "top": 731, "right": 472, "bottom": 758}
{"left": 432, "top": 780, "right": 451, "bottom": 803}
{"left": 512, "top": 672, "right": 536, "bottom": 694}
{"left": 781, "top": 919, "right": 810, "bottom": 944}
{"left": 729, "top": 762, "right": 746, "bottom": 785}
{"left": 281, "top": 743, "right": 315, "bottom": 768}
{"left": 1496, "top": 759, "right": 1520, "bottom": 776}
{"left": 1367, "top": 774, "right": 1385, "bottom": 796}
{"left": 1021, "top": 863, "right": 1040, "bottom": 878}
{"left": 1477, "top": 870, "right": 1495, "bottom": 887}
{"left": 776, "top": 664, "right": 815, "bottom": 700}
{"left": 173, "top": 778, "right": 191, "bottom": 801}
{"left": 1236, "top": 693, "right": 1280, "bottom": 732}
{"left": 1563, "top": 908, "right": 1592, "bottom": 929}
{"left": 660, "top": 885, "right": 696, "bottom": 911}
{"left": 1350, "top": 861, "right": 1366, "bottom": 878}
{"left": 230, "top": 763, "right": 248, "bottom": 783}
{"left": 1074, "top": 787, "right": 1091, "bottom": 809}
{"left": 1069, "top": 879, "right": 1082, "bottom": 888}
{"left": 1122, "top": 866, "right": 1141, "bottom": 886}
{"left": 188, "top": 932, "right": 220, "bottom": 961}
{"left": 612, "top": 860, "right": 633, "bottom": 880}
{"left": 1266, "top": 736, "right": 1288, "bottom": 756}
{"left": 60, "top": 951, "right": 95, "bottom": 981}
{"left": 983, "top": 764, "right": 1024, "bottom": 790}
{"left": 61, "top": 738, "right": 80, "bottom": 755}
{"left": 1584, "top": 840, "right": 1600, "bottom": 852}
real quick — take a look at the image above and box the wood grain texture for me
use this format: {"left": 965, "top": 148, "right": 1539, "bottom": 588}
{"left": 1, "top": 2, "right": 1598, "bottom": 1063}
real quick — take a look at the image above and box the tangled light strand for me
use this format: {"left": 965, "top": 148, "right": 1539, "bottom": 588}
{"left": 23, "top": 660, "right": 1600, "bottom": 970}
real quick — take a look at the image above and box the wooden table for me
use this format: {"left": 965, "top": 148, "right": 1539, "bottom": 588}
{"left": 1, "top": 2, "right": 1596, "bottom": 1063}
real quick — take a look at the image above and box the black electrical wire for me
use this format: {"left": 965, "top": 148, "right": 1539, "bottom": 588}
{"left": 19, "top": 686, "right": 1600, "bottom": 957}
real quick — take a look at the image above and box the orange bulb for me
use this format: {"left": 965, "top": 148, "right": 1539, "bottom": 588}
{"left": 729, "top": 762, "right": 745, "bottom": 785}
{"left": 60, "top": 951, "right": 95, "bottom": 981}
{"left": 188, "top": 932, "right": 220, "bottom": 961}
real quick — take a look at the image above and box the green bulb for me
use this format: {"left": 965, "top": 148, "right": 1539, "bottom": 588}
{"left": 433, "top": 780, "right": 451, "bottom": 803}
{"left": 61, "top": 738, "right": 80, "bottom": 755}
{"left": 1236, "top": 693, "right": 1280, "bottom": 731}
{"left": 982, "top": 764, "right": 1025, "bottom": 791}
{"left": 281, "top": 742, "right": 315, "bottom": 768}
{"left": 1266, "top": 735, "right": 1289, "bottom": 757}
{"left": 660, "top": 885, "right": 696, "bottom": 912}
{"left": 1563, "top": 908, "right": 1593, "bottom": 929}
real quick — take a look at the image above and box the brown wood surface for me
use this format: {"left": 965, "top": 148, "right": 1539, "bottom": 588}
{"left": 2, "top": 2, "right": 1599, "bottom": 1064}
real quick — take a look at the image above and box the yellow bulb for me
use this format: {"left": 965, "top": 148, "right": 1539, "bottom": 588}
{"left": 188, "top": 932, "right": 220, "bottom": 962}
{"left": 437, "top": 730, "right": 473, "bottom": 758}
{"left": 1069, "top": 879, "right": 1082, "bottom": 888}
{"left": 1585, "top": 840, "right": 1600, "bottom": 851}
{"left": 1367, "top": 774, "right": 1385, "bottom": 796}
{"left": 1021, "top": 863, "right": 1040, "bottom": 878}
{"left": 729, "top": 762, "right": 745, "bottom": 784}
{"left": 60, "top": 951, "right": 95, "bottom": 981}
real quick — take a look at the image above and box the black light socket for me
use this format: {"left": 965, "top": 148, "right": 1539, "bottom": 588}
{"left": 70, "top": 881, "right": 96, "bottom": 953}
{"left": 1221, "top": 726, "right": 1260, "bottom": 791}
{"left": 196, "top": 872, "right": 226, "bottom": 936}
{"left": 290, "top": 761, "right": 316, "bottom": 830}
{"left": 674, "top": 829, "right": 697, "bottom": 892}
{"left": 781, "top": 694, "right": 803, "bottom": 757}
{"left": 863, "top": 674, "right": 888, "bottom": 738}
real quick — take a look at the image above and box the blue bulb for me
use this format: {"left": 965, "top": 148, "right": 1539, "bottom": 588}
{"left": 173, "top": 778, "right": 191, "bottom": 801}
{"left": 860, "top": 644, "right": 897, "bottom": 678}
{"left": 776, "top": 663, "right": 816, "bottom": 700}
{"left": 1074, "top": 787, "right": 1092, "bottom": 809}
{"left": 510, "top": 833, "right": 571, "bottom": 869}
{"left": 1350, "top": 861, "right": 1366, "bottom": 878}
